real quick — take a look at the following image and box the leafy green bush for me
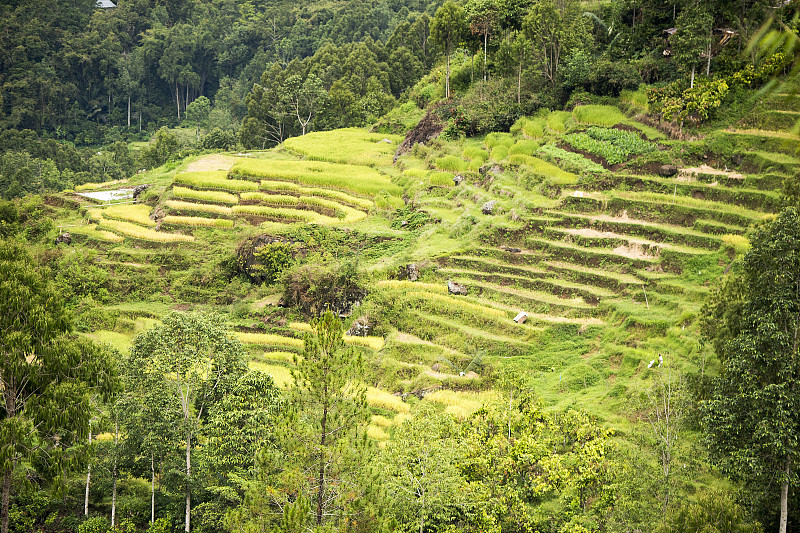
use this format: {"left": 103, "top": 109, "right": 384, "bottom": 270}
{"left": 391, "top": 206, "right": 433, "bottom": 230}
{"left": 202, "top": 127, "right": 237, "bottom": 150}
{"left": 564, "top": 127, "right": 657, "bottom": 165}
{"left": 538, "top": 145, "right": 607, "bottom": 174}
{"left": 77, "top": 516, "right": 109, "bottom": 533}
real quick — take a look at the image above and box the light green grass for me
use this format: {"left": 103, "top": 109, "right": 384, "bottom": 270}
{"left": 75, "top": 179, "right": 128, "bottom": 191}
{"left": 240, "top": 192, "right": 300, "bottom": 206}
{"left": 262, "top": 351, "right": 299, "bottom": 363}
{"left": 161, "top": 215, "right": 234, "bottom": 228}
{"left": 424, "top": 390, "right": 497, "bottom": 419}
{"left": 405, "top": 291, "right": 508, "bottom": 318}
{"left": 69, "top": 224, "right": 124, "bottom": 243}
{"left": 507, "top": 155, "right": 579, "bottom": 185}
{"left": 236, "top": 332, "right": 304, "bottom": 349}
{"left": 546, "top": 111, "right": 573, "bottom": 133}
{"left": 509, "top": 139, "right": 542, "bottom": 156}
{"left": 436, "top": 155, "right": 468, "bottom": 172}
{"left": 344, "top": 336, "right": 385, "bottom": 350}
{"left": 572, "top": 105, "right": 626, "bottom": 126}
{"left": 721, "top": 234, "right": 750, "bottom": 253}
{"left": 258, "top": 181, "right": 374, "bottom": 210}
{"left": 620, "top": 87, "right": 650, "bottom": 113}
{"left": 82, "top": 330, "right": 132, "bottom": 353}
{"left": 376, "top": 280, "right": 449, "bottom": 293}
{"left": 248, "top": 361, "right": 294, "bottom": 388}
{"left": 172, "top": 186, "right": 239, "bottom": 205}
{"left": 367, "top": 387, "right": 410, "bottom": 413}
{"left": 173, "top": 171, "right": 258, "bottom": 192}
{"left": 511, "top": 116, "right": 547, "bottom": 139}
{"left": 232, "top": 159, "right": 401, "bottom": 197}
{"left": 233, "top": 205, "right": 335, "bottom": 224}
{"left": 164, "top": 200, "right": 233, "bottom": 216}
{"left": 282, "top": 128, "right": 403, "bottom": 166}
{"left": 96, "top": 217, "right": 194, "bottom": 243}
{"left": 99, "top": 203, "right": 155, "bottom": 226}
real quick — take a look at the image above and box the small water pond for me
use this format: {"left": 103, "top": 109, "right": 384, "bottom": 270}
{"left": 76, "top": 189, "right": 133, "bottom": 202}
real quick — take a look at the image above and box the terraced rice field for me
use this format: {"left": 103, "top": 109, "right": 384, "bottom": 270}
{"left": 66, "top": 111, "right": 791, "bottom": 430}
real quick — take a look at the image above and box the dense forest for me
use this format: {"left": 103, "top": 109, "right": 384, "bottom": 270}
{"left": 2, "top": 0, "right": 800, "bottom": 532}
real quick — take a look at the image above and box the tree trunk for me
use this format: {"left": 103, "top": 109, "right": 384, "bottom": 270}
{"left": 111, "top": 419, "right": 118, "bottom": 528}
{"left": 111, "top": 469, "right": 117, "bottom": 528}
{"left": 483, "top": 32, "right": 488, "bottom": 82}
{"left": 185, "top": 431, "right": 191, "bottom": 533}
{"left": 1, "top": 467, "right": 11, "bottom": 533}
{"left": 151, "top": 454, "right": 155, "bottom": 524}
{"left": 85, "top": 431, "right": 92, "bottom": 516}
{"left": 316, "top": 391, "right": 328, "bottom": 526}
{"left": 446, "top": 46, "right": 451, "bottom": 98}
{"left": 127, "top": 94, "right": 131, "bottom": 128}
{"left": 690, "top": 64, "right": 695, "bottom": 89}
{"left": 780, "top": 456, "right": 790, "bottom": 533}
{"left": 176, "top": 81, "right": 181, "bottom": 121}
{"left": 517, "top": 58, "right": 522, "bottom": 104}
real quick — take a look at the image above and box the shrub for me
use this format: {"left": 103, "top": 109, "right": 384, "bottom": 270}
{"left": 563, "top": 127, "right": 657, "bottom": 165}
{"left": 282, "top": 260, "right": 366, "bottom": 316}
{"left": 538, "top": 145, "right": 607, "bottom": 174}
{"left": 78, "top": 516, "right": 110, "bottom": 533}
{"left": 391, "top": 206, "right": 433, "bottom": 230}
{"left": 139, "top": 127, "right": 180, "bottom": 169}
{"left": 202, "top": 127, "right": 237, "bottom": 150}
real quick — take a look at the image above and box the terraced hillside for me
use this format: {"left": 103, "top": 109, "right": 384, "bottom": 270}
{"left": 53, "top": 102, "right": 792, "bottom": 442}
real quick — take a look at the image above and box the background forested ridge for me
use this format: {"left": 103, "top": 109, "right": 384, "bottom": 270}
{"left": 3, "top": 0, "right": 800, "bottom": 532}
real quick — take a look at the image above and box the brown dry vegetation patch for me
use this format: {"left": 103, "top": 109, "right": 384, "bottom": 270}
{"left": 679, "top": 164, "right": 744, "bottom": 180}
{"left": 612, "top": 243, "right": 660, "bottom": 259}
{"left": 185, "top": 154, "right": 236, "bottom": 172}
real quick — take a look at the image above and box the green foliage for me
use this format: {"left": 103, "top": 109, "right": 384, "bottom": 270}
{"left": 139, "top": 128, "right": 180, "bottom": 169}
{"left": 391, "top": 205, "right": 434, "bottom": 230}
{"left": 77, "top": 516, "right": 109, "bottom": 533}
{"left": 702, "top": 208, "right": 800, "bottom": 527}
{"left": 266, "top": 310, "right": 372, "bottom": 527}
{"left": 232, "top": 158, "right": 400, "bottom": 197}
{"left": 435, "top": 154, "right": 468, "bottom": 172}
{"left": 656, "top": 491, "right": 763, "bottom": 533}
{"left": 572, "top": 105, "right": 625, "bottom": 126}
{"left": 511, "top": 116, "right": 547, "bottom": 139}
{"left": 201, "top": 127, "right": 237, "bottom": 151}
{"left": 538, "top": 144, "right": 607, "bottom": 174}
{"left": 564, "top": 127, "right": 657, "bottom": 165}
{"left": 0, "top": 239, "right": 118, "bottom": 532}
{"left": 252, "top": 242, "right": 296, "bottom": 284}
{"left": 184, "top": 96, "right": 211, "bottom": 128}
{"left": 282, "top": 260, "right": 366, "bottom": 317}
